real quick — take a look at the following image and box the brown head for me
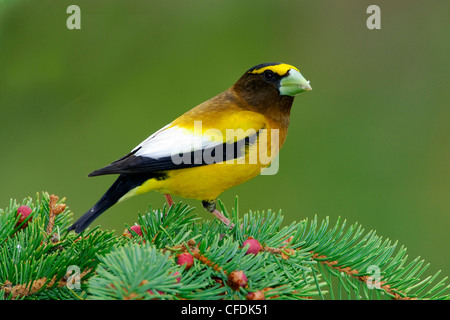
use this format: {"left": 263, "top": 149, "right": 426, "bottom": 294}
{"left": 232, "top": 62, "right": 312, "bottom": 123}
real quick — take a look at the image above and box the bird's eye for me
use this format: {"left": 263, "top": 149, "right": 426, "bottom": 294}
{"left": 263, "top": 70, "right": 275, "bottom": 80}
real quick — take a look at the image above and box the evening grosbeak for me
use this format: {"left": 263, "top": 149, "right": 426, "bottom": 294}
{"left": 68, "top": 62, "right": 312, "bottom": 233}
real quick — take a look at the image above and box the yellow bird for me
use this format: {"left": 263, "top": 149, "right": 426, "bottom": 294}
{"left": 68, "top": 62, "right": 312, "bottom": 233}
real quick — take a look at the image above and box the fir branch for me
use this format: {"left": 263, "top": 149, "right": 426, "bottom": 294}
{"left": 0, "top": 192, "right": 117, "bottom": 300}
{"left": 0, "top": 193, "right": 449, "bottom": 300}
{"left": 296, "top": 216, "right": 448, "bottom": 300}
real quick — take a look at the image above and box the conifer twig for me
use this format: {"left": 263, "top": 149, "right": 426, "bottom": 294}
{"left": 1, "top": 268, "right": 91, "bottom": 299}
{"left": 46, "top": 194, "right": 66, "bottom": 235}
{"left": 309, "top": 252, "right": 414, "bottom": 300}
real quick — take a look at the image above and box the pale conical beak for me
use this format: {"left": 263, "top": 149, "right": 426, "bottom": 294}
{"left": 279, "top": 68, "right": 312, "bottom": 96}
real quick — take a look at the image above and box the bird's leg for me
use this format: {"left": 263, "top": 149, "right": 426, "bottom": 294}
{"left": 164, "top": 194, "right": 174, "bottom": 206}
{"left": 202, "top": 200, "right": 234, "bottom": 228}
{"left": 212, "top": 208, "right": 233, "bottom": 226}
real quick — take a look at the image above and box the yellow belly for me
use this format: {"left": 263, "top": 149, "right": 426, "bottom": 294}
{"left": 123, "top": 127, "right": 281, "bottom": 202}
{"left": 134, "top": 161, "right": 264, "bottom": 200}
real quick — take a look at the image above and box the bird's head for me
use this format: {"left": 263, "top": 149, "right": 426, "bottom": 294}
{"left": 233, "top": 62, "right": 312, "bottom": 109}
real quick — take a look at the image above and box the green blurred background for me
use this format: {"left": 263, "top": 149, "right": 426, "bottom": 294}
{"left": 1, "top": 0, "right": 449, "bottom": 276}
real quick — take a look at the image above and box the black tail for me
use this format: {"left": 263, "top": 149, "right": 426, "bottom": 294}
{"left": 68, "top": 174, "right": 148, "bottom": 233}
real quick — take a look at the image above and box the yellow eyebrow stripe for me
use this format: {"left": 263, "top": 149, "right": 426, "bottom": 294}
{"left": 250, "top": 63, "right": 299, "bottom": 76}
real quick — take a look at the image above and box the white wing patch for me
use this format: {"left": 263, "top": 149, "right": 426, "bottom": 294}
{"left": 133, "top": 124, "right": 223, "bottom": 159}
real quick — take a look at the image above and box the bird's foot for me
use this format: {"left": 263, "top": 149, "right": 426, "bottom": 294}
{"left": 164, "top": 194, "right": 174, "bottom": 206}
